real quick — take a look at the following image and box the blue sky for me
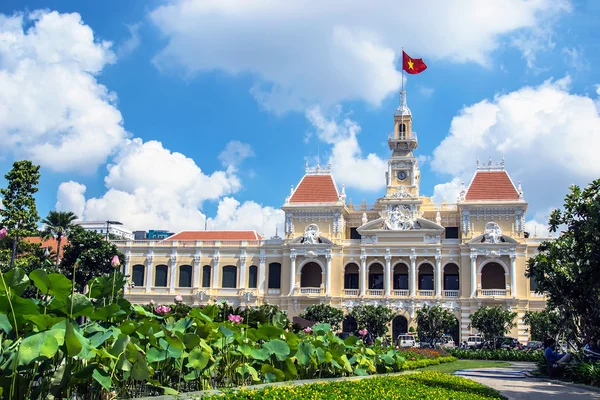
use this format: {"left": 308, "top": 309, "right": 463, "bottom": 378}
{"left": 1, "top": 0, "right": 599, "bottom": 236}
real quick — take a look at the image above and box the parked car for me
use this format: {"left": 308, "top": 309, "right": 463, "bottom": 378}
{"left": 465, "top": 335, "right": 483, "bottom": 349}
{"left": 397, "top": 333, "right": 416, "bottom": 348}
{"left": 441, "top": 335, "right": 455, "bottom": 349}
{"left": 525, "top": 341, "right": 543, "bottom": 350}
{"left": 500, "top": 337, "right": 522, "bottom": 350}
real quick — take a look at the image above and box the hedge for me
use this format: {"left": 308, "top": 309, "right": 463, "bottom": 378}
{"left": 448, "top": 349, "right": 543, "bottom": 362}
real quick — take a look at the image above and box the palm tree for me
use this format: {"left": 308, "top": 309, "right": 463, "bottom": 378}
{"left": 41, "top": 211, "right": 78, "bottom": 266}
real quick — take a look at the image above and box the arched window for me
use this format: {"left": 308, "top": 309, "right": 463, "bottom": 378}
{"left": 344, "top": 263, "right": 359, "bottom": 289}
{"left": 132, "top": 265, "right": 145, "bottom": 287}
{"left": 399, "top": 123, "right": 406, "bottom": 132}
{"left": 443, "top": 263, "right": 460, "bottom": 291}
{"left": 393, "top": 263, "right": 409, "bottom": 290}
{"left": 179, "top": 265, "right": 192, "bottom": 287}
{"left": 222, "top": 266, "right": 237, "bottom": 288}
{"left": 481, "top": 263, "right": 506, "bottom": 289}
{"left": 300, "top": 262, "right": 322, "bottom": 287}
{"left": 248, "top": 265, "right": 258, "bottom": 288}
{"left": 155, "top": 265, "right": 168, "bottom": 287}
{"left": 202, "top": 265, "right": 211, "bottom": 288}
{"left": 369, "top": 263, "right": 384, "bottom": 290}
{"left": 268, "top": 263, "right": 281, "bottom": 289}
{"left": 418, "top": 263, "right": 434, "bottom": 290}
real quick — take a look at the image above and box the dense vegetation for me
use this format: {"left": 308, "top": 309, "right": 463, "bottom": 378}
{"left": 204, "top": 371, "right": 504, "bottom": 400}
{"left": 448, "top": 348, "right": 543, "bottom": 362}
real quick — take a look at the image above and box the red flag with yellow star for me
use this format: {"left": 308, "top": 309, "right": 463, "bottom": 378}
{"left": 402, "top": 51, "right": 427, "bottom": 74}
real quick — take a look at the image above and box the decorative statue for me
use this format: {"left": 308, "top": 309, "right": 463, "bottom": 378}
{"left": 303, "top": 224, "right": 320, "bottom": 244}
{"left": 483, "top": 222, "right": 503, "bottom": 243}
{"left": 384, "top": 205, "right": 414, "bottom": 230}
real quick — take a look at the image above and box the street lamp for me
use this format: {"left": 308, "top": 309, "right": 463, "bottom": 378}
{"left": 105, "top": 220, "right": 123, "bottom": 241}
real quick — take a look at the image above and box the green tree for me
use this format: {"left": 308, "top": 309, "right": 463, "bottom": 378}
{"left": 527, "top": 180, "right": 600, "bottom": 345}
{"left": 350, "top": 304, "right": 394, "bottom": 338}
{"left": 41, "top": 210, "right": 78, "bottom": 267}
{"left": 523, "top": 309, "right": 561, "bottom": 342}
{"left": 60, "top": 225, "right": 124, "bottom": 292}
{"left": 469, "top": 306, "right": 517, "bottom": 349}
{"left": 300, "top": 304, "right": 344, "bottom": 330}
{"left": 416, "top": 304, "right": 456, "bottom": 347}
{"left": 0, "top": 160, "right": 41, "bottom": 268}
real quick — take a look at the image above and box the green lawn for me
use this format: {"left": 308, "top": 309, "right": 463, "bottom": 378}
{"left": 420, "top": 360, "right": 511, "bottom": 374}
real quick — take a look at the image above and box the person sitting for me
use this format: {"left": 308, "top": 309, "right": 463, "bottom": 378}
{"left": 584, "top": 338, "right": 600, "bottom": 361}
{"left": 544, "top": 338, "right": 572, "bottom": 376}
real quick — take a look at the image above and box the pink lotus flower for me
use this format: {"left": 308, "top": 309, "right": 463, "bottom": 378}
{"left": 358, "top": 329, "right": 368, "bottom": 337}
{"left": 174, "top": 294, "right": 183, "bottom": 303}
{"left": 303, "top": 327, "right": 312, "bottom": 334}
{"left": 0, "top": 227, "right": 6, "bottom": 240}
{"left": 111, "top": 255, "right": 120, "bottom": 268}
{"left": 155, "top": 305, "right": 171, "bottom": 315}
{"left": 228, "top": 314, "right": 242, "bottom": 324}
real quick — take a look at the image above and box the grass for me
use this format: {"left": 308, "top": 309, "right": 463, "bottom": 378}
{"left": 206, "top": 371, "right": 504, "bottom": 399}
{"left": 420, "top": 360, "right": 511, "bottom": 374}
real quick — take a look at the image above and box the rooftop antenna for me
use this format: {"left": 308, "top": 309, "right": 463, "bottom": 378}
{"left": 204, "top": 218, "right": 208, "bottom": 231}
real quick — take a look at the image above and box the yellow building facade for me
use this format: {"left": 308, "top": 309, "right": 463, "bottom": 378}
{"left": 115, "top": 91, "right": 547, "bottom": 343}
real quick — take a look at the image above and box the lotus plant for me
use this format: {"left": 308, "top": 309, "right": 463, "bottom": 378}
{"left": 155, "top": 305, "right": 171, "bottom": 315}
{"left": 358, "top": 329, "right": 368, "bottom": 336}
{"left": 228, "top": 314, "right": 242, "bottom": 324}
{"left": 303, "top": 327, "right": 312, "bottom": 334}
{"left": 0, "top": 227, "right": 6, "bottom": 240}
{"left": 174, "top": 294, "right": 183, "bottom": 303}
{"left": 111, "top": 255, "right": 120, "bottom": 268}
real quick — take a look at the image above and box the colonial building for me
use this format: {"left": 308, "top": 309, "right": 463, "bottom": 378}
{"left": 115, "top": 91, "right": 547, "bottom": 343}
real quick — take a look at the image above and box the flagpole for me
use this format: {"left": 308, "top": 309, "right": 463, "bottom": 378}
{"left": 401, "top": 46, "right": 404, "bottom": 92}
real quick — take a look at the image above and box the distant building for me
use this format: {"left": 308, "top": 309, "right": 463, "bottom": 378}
{"left": 75, "top": 221, "right": 134, "bottom": 240}
{"left": 147, "top": 230, "right": 174, "bottom": 239}
{"left": 134, "top": 231, "right": 147, "bottom": 240}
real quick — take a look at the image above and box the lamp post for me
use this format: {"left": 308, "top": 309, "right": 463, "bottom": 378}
{"left": 105, "top": 220, "right": 123, "bottom": 241}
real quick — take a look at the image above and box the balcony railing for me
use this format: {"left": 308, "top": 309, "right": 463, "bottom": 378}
{"left": 299, "top": 287, "right": 322, "bottom": 295}
{"left": 529, "top": 291, "right": 546, "bottom": 298}
{"left": 480, "top": 289, "right": 507, "bottom": 297}
{"left": 344, "top": 289, "right": 360, "bottom": 296}
{"left": 444, "top": 290, "right": 459, "bottom": 298}
{"left": 368, "top": 289, "right": 384, "bottom": 296}
{"left": 267, "top": 289, "right": 281, "bottom": 295}
{"left": 418, "top": 290, "right": 434, "bottom": 297}
{"left": 393, "top": 289, "right": 409, "bottom": 297}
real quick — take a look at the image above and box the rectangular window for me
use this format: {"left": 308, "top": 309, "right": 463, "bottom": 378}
{"left": 444, "top": 274, "right": 459, "bottom": 291}
{"left": 445, "top": 227, "right": 459, "bottom": 239}
{"left": 202, "top": 266, "right": 211, "bottom": 288}
{"left": 132, "top": 266, "right": 145, "bottom": 287}
{"left": 179, "top": 265, "right": 192, "bottom": 287}
{"left": 268, "top": 263, "right": 281, "bottom": 289}
{"left": 350, "top": 228, "right": 361, "bottom": 239}
{"left": 248, "top": 266, "right": 258, "bottom": 288}
{"left": 155, "top": 266, "right": 168, "bottom": 287}
{"left": 344, "top": 273, "right": 359, "bottom": 289}
{"left": 419, "top": 274, "right": 434, "bottom": 290}
{"left": 393, "top": 274, "right": 409, "bottom": 290}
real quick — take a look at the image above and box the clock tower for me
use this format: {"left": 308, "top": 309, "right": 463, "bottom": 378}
{"left": 385, "top": 90, "right": 421, "bottom": 198}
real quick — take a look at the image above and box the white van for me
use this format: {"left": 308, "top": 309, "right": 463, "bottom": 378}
{"left": 397, "top": 334, "right": 416, "bottom": 348}
{"left": 466, "top": 335, "right": 482, "bottom": 349}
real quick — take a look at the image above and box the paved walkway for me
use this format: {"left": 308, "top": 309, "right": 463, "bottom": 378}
{"left": 455, "top": 362, "right": 600, "bottom": 400}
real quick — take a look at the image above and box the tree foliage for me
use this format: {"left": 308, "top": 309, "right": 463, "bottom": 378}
{"left": 41, "top": 210, "right": 78, "bottom": 266}
{"left": 0, "top": 160, "right": 41, "bottom": 267}
{"left": 527, "top": 180, "right": 600, "bottom": 344}
{"left": 469, "top": 306, "right": 517, "bottom": 349}
{"left": 300, "top": 303, "right": 344, "bottom": 330}
{"left": 416, "top": 304, "right": 457, "bottom": 347}
{"left": 523, "top": 309, "right": 561, "bottom": 342}
{"left": 60, "top": 226, "right": 124, "bottom": 291}
{"left": 350, "top": 304, "right": 394, "bottom": 338}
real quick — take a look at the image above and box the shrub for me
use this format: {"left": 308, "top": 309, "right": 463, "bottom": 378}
{"left": 448, "top": 348, "right": 543, "bottom": 362}
{"left": 206, "top": 371, "right": 503, "bottom": 399}
{"left": 350, "top": 304, "right": 395, "bottom": 338}
{"left": 300, "top": 303, "right": 344, "bottom": 330}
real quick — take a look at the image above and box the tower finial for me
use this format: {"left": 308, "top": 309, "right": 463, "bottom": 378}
{"left": 394, "top": 90, "right": 411, "bottom": 116}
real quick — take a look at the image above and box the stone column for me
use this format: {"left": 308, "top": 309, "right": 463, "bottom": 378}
{"left": 360, "top": 255, "right": 367, "bottom": 296}
{"left": 258, "top": 254, "right": 266, "bottom": 295}
{"left": 435, "top": 255, "right": 442, "bottom": 298}
{"left": 325, "top": 254, "right": 332, "bottom": 296}
{"left": 409, "top": 255, "right": 417, "bottom": 297}
{"left": 145, "top": 254, "right": 153, "bottom": 293}
{"left": 385, "top": 253, "right": 392, "bottom": 296}
{"left": 470, "top": 254, "right": 477, "bottom": 298}
{"left": 288, "top": 251, "right": 297, "bottom": 296}
{"left": 239, "top": 251, "right": 247, "bottom": 289}
{"left": 169, "top": 254, "right": 177, "bottom": 294}
{"left": 123, "top": 253, "right": 131, "bottom": 292}
{"left": 192, "top": 254, "right": 201, "bottom": 288}
{"left": 510, "top": 254, "right": 517, "bottom": 297}
{"left": 212, "top": 253, "right": 220, "bottom": 289}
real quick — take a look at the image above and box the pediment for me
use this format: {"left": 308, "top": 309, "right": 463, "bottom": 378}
{"left": 289, "top": 235, "right": 333, "bottom": 245}
{"left": 468, "top": 234, "right": 518, "bottom": 244}
{"left": 357, "top": 217, "right": 444, "bottom": 235}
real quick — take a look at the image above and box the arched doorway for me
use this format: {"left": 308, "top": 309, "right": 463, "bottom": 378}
{"left": 342, "top": 315, "right": 357, "bottom": 333}
{"left": 300, "top": 262, "right": 322, "bottom": 288}
{"left": 392, "top": 315, "right": 408, "bottom": 339}
{"left": 481, "top": 262, "right": 506, "bottom": 289}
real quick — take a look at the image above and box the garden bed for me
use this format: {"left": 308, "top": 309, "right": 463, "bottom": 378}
{"left": 448, "top": 348, "right": 543, "bottom": 362}
{"left": 202, "top": 371, "right": 503, "bottom": 399}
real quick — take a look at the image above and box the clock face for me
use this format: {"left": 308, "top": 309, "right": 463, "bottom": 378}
{"left": 397, "top": 170, "right": 408, "bottom": 181}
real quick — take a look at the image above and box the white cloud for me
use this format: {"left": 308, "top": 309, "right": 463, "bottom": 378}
{"left": 430, "top": 77, "right": 600, "bottom": 224}
{"left": 218, "top": 140, "right": 254, "bottom": 168}
{"left": 432, "top": 177, "right": 463, "bottom": 204}
{"left": 0, "top": 10, "right": 127, "bottom": 172}
{"left": 117, "top": 22, "right": 141, "bottom": 58}
{"left": 57, "top": 139, "right": 282, "bottom": 236}
{"left": 150, "top": 0, "right": 570, "bottom": 113}
{"left": 418, "top": 86, "right": 435, "bottom": 98}
{"left": 306, "top": 105, "right": 387, "bottom": 192}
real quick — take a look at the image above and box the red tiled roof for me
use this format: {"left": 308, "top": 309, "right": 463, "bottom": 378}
{"left": 465, "top": 171, "right": 519, "bottom": 201}
{"left": 24, "top": 236, "right": 70, "bottom": 249}
{"left": 166, "top": 231, "right": 262, "bottom": 241}
{"left": 289, "top": 175, "right": 339, "bottom": 203}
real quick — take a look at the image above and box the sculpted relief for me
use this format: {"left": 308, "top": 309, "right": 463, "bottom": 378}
{"left": 483, "top": 222, "right": 503, "bottom": 243}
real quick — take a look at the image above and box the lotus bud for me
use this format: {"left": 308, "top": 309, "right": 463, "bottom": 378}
{"left": 0, "top": 227, "right": 7, "bottom": 240}
{"left": 111, "top": 255, "right": 120, "bottom": 268}
{"left": 174, "top": 294, "right": 183, "bottom": 303}
{"left": 227, "top": 314, "right": 242, "bottom": 324}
